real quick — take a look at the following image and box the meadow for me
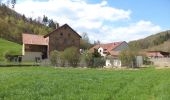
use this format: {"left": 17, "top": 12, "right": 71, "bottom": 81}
{"left": 0, "top": 38, "right": 22, "bottom": 61}
{"left": 0, "top": 67, "right": 170, "bottom": 100}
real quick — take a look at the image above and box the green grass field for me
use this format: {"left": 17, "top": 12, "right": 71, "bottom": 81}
{"left": 0, "top": 38, "right": 22, "bottom": 55}
{"left": 0, "top": 67, "right": 170, "bottom": 100}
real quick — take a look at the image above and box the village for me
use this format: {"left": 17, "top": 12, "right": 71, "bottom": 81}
{"left": 17, "top": 23, "right": 169, "bottom": 68}
{"left": 0, "top": 0, "right": 170, "bottom": 99}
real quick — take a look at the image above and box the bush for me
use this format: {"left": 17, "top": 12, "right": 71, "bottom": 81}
{"left": 92, "top": 57, "right": 105, "bottom": 68}
{"left": 58, "top": 51, "right": 66, "bottom": 67}
{"left": 119, "top": 50, "right": 136, "bottom": 68}
{"left": 50, "top": 50, "right": 60, "bottom": 66}
{"left": 63, "top": 47, "right": 80, "bottom": 67}
{"left": 80, "top": 50, "right": 93, "bottom": 67}
{"left": 91, "top": 49, "right": 105, "bottom": 68}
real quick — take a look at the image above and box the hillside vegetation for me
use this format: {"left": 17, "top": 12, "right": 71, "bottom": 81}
{"left": 0, "top": 67, "right": 170, "bottom": 100}
{"left": 0, "top": 4, "right": 52, "bottom": 44}
{"left": 129, "top": 30, "right": 170, "bottom": 52}
{"left": 0, "top": 38, "right": 22, "bottom": 61}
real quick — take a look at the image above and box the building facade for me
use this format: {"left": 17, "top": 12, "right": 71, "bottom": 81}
{"left": 22, "top": 24, "right": 81, "bottom": 62}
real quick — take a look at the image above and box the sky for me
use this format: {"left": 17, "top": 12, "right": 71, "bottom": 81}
{"left": 8, "top": 0, "right": 170, "bottom": 43}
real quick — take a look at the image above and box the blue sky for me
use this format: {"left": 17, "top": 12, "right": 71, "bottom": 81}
{"left": 12, "top": 0, "right": 170, "bottom": 43}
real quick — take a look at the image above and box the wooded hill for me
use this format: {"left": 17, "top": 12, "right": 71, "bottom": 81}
{"left": 129, "top": 30, "right": 170, "bottom": 52}
{"left": 0, "top": 4, "right": 53, "bottom": 44}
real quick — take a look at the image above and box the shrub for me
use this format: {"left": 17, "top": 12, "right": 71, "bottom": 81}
{"left": 80, "top": 50, "right": 93, "bottom": 67}
{"left": 50, "top": 50, "right": 60, "bottom": 66}
{"left": 63, "top": 47, "right": 80, "bottom": 67}
{"left": 58, "top": 51, "right": 66, "bottom": 67}
{"left": 92, "top": 57, "right": 105, "bottom": 68}
{"left": 119, "top": 50, "right": 136, "bottom": 68}
{"left": 91, "top": 49, "right": 105, "bottom": 68}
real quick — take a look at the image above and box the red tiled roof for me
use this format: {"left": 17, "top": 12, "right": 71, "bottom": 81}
{"left": 145, "top": 51, "right": 170, "bottom": 57}
{"left": 109, "top": 51, "right": 120, "bottom": 56}
{"left": 89, "top": 41, "right": 124, "bottom": 53}
{"left": 22, "top": 33, "right": 49, "bottom": 45}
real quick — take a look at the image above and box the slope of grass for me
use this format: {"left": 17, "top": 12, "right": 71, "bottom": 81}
{"left": 0, "top": 67, "right": 170, "bottom": 100}
{"left": 0, "top": 38, "right": 22, "bottom": 60}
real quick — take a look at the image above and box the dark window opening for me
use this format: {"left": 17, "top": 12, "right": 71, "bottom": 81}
{"left": 60, "top": 32, "right": 63, "bottom": 36}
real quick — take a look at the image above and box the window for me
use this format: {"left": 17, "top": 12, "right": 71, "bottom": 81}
{"left": 60, "top": 32, "right": 63, "bottom": 36}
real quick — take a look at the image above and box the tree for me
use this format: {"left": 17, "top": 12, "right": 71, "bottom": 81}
{"left": 48, "top": 19, "right": 56, "bottom": 29}
{"left": 82, "top": 32, "right": 89, "bottom": 42}
{"left": 91, "top": 48, "right": 105, "bottom": 67}
{"left": 42, "top": 15, "right": 48, "bottom": 25}
{"left": 11, "top": 0, "right": 16, "bottom": 8}
{"left": 80, "top": 32, "right": 92, "bottom": 50}
{"left": 94, "top": 40, "right": 100, "bottom": 45}
{"left": 92, "top": 48, "right": 101, "bottom": 58}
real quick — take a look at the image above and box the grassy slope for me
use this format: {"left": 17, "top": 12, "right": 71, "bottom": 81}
{"left": 0, "top": 67, "right": 170, "bottom": 100}
{"left": 0, "top": 38, "right": 22, "bottom": 56}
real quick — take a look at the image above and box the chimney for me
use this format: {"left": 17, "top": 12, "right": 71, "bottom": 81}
{"left": 56, "top": 23, "right": 59, "bottom": 29}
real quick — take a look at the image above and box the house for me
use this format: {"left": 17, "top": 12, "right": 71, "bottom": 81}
{"left": 22, "top": 24, "right": 81, "bottom": 62}
{"left": 145, "top": 51, "right": 170, "bottom": 58}
{"left": 22, "top": 34, "right": 49, "bottom": 62}
{"left": 44, "top": 24, "right": 81, "bottom": 53}
{"left": 89, "top": 41, "right": 128, "bottom": 67}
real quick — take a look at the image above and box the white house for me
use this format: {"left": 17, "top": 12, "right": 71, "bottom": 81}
{"left": 89, "top": 41, "right": 128, "bottom": 68}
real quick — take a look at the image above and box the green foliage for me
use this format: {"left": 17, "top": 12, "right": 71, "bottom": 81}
{"left": 0, "top": 4, "right": 52, "bottom": 43}
{"left": 50, "top": 50, "right": 60, "bottom": 66}
{"left": 129, "top": 30, "right": 170, "bottom": 52}
{"left": 58, "top": 51, "right": 66, "bottom": 67}
{"left": 91, "top": 49, "right": 105, "bottom": 68}
{"left": 119, "top": 50, "right": 137, "bottom": 68}
{"left": 63, "top": 47, "right": 80, "bottom": 67}
{"left": 0, "top": 53, "right": 5, "bottom": 62}
{"left": 92, "top": 48, "right": 101, "bottom": 58}
{"left": 81, "top": 50, "right": 93, "bottom": 66}
{"left": 92, "top": 57, "right": 105, "bottom": 68}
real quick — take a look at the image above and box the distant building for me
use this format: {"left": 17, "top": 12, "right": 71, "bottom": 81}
{"left": 22, "top": 24, "right": 81, "bottom": 62}
{"left": 89, "top": 41, "right": 128, "bottom": 67}
{"left": 145, "top": 51, "right": 170, "bottom": 58}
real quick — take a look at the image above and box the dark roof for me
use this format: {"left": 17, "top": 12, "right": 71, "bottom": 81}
{"left": 44, "top": 24, "right": 81, "bottom": 38}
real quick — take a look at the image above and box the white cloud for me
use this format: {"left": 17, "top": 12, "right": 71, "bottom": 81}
{"left": 14, "top": 0, "right": 162, "bottom": 43}
{"left": 92, "top": 20, "right": 161, "bottom": 43}
{"left": 15, "top": 0, "right": 131, "bottom": 27}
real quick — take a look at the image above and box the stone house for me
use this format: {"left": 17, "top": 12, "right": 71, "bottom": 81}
{"left": 22, "top": 24, "right": 81, "bottom": 62}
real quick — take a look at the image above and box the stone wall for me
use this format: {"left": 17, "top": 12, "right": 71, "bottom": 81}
{"left": 49, "top": 25, "right": 80, "bottom": 53}
{"left": 150, "top": 58, "right": 170, "bottom": 67}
